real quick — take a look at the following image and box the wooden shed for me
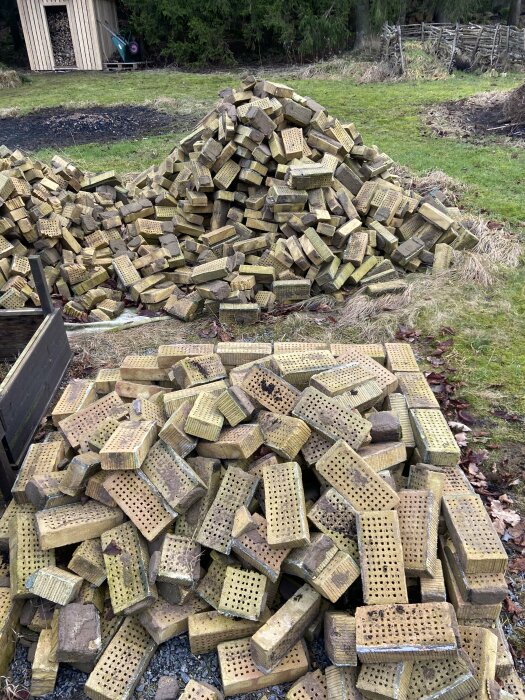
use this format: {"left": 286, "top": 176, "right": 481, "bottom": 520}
{"left": 17, "top": 0, "right": 118, "bottom": 71}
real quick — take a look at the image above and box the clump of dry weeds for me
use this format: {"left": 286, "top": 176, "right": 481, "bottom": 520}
{"left": 0, "top": 69, "right": 21, "bottom": 89}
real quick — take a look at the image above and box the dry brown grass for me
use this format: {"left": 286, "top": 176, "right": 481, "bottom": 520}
{"left": 396, "top": 166, "right": 467, "bottom": 204}
{"left": 0, "top": 70, "right": 21, "bottom": 89}
{"left": 504, "top": 80, "right": 525, "bottom": 125}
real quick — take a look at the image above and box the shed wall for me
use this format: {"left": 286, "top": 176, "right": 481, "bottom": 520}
{"left": 17, "top": 0, "right": 114, "bottom": 70}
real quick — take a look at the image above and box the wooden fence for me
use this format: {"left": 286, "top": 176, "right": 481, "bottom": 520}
{"left": 382, "top": 22, "right": 525, "bottom": 74}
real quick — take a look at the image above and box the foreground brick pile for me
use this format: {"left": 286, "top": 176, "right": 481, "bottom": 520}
{"left": 0, "top": 78, "right": 479, "bottom": 323}
{"left": 0, "top": 341, "right": 521, "bottom": 700}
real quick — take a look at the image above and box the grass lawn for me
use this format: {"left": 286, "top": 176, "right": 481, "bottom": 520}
{"left": 2, "top": 66, "right": 525, "bottom": 472}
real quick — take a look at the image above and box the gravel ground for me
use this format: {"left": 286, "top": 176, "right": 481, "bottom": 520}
{"left": 10, "top": 630, "right": 330, "bottom": 699}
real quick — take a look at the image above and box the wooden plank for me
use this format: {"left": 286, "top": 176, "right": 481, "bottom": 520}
{"left": 0, "top": 310, "right": 71, "bottom": 464}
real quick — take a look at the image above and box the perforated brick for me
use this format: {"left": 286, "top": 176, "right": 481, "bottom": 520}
{"left": 442, "top": 494, "right": 507, "bottom": 574}
{"left": 164, "top": 381, "right": 228, "bottom": 416}
{"left": 112, "top": 254, "right": 142, "bottom": 287}
{"left": 218, "top": 636, "right": 309, "bottom": 697}
{"left": 138, "top": 595, "right": 209, "bottom": 645}
{"left": 459, "top": 626, "right": 498, "bottom": 700}
{"left": 410, "top": 409, "right": 461, "bottom": 467}
{"left": 68, "top": 538, "right": 107, "bottom": 587}
{"left": 310, "top": 363, "right": 376, "bottom": 397}
{"left": 441, "top": 537, "right": 507, "bottom": 605}
{"left": 158, "top": 343, "right": 216, "bottom": 369}
{"left": 101, "top": 521, "right": 155, "bottom": 615}
{"left": 216, "top": 387, "right": 255, "bottom": 427}
{"left": 357, "top": 661, "right": 413, "bottom": 700}
{"left": 270, "top": 351, "right": 338, "bottom": 389}
{"left": 142, "top": 440, "right": 205, "bottom": 513}
{"left": 251, "top": 583, "right": 321, "bottom": 671}
{"left": 385, "top": 394, "right": 415, "bottom": 448}
{"left": 293, "top": 388, "right": 372, "bottom": 448}
{"left": 10, "top": 511, "right": 55, "bottom": 599}
{"left": 179, "top": 680, "right": 223, "bottom": 700}
{"left": 396, "top": 372, "right": 440, "bottom": 409}
{"left": 100, "top": 420, "right": 158, "bottom": 470}
{"left": 317, "top": 440, "right": 399, "bottom": 512}
{"left": 196, "top": 424, "right": 264, "bottom": 460}
{"left": 357, "top": 510, "right": 408, "bottom": 605}
{"left": 189, "top": 609, "right": 267, "bottom": 655}
{"left": 355, "top": 602, "right": 460, "bottom": 663}
{"left": 274, "top": 343, "right": 329, "bottom": 354}
{"left": 263, "top": 461, "right": 310, "bottom": 548}
{"left": 337, "top": 348, "right": 398, "bottom": 397}
{"left": 196, "top": 555, "right": 241, "bottom": 610}
{"left": 296, "top": 426, "right": 331, "bottom": 463}
{"left": 398, "top": 489, "right": 438, "bottom": 577}
{"left": 502, "top": 669, "right": 525, "bottom": 700}
{"left": 232, "top": 513, "right": 290, "bottom": 582}
{"left": 0, "top": 588, "right": 22, "bottom": 675}
{"left": 325, "top": 666, "right": 362, "bottom": 700}
{"left": 85, "top": 617, "right": 156, "bottom": 700}
{"left": 242, "top": 365, "right": 301, "bottom": 414}
{"left": 420, "top": 558, "right": 447, "bottom": 603}
{"left": 59, "top": 392, "right": 128, "bottom": 450}
{"left": 286, "top": 670, "right": 327, "bottom": 700}
{"left": 218, "top": 567, "right": 268, "bottom": 621}
{"left": 217, "top": 342, "right": 273, "bottom": 367}
{"left": 309, "top": 549, "right": 360, "bottom": 603}
{"left": 441, "top": 546, "right": 502, "bottom": 622}
{"left": 158, "top": 401, "right": 198, "bottom": 457}
{"left": 36, "top": 500, "right": 125, "bottom": 550}
{"left": 51, "top": 380, "right": 97, "bottom": 426}
{"left": 324, "top": 613, "right": 357, "bottom": 667}
{"left": 407, "top": 652, "right": 479, "bottom": 700}
{"left": 258, "top": 411, "right": 311, "bottom": 460}
{"left": 129, "top": 397, "right": 166, "bottom": 428}
{"left": 104, "top": 470, "right": 175, "bottom": 541}
{"left": 185, "top": 392, "right": 224, "bottom": 441}
{"left": 197, "top": 466, "right": 259, "bottom": 554}
{"left": 158, "top": 534, "right": 201, "bottom": 587}
{"left": 172, "top": 354, "right": 227, "bottom": 388}
{"left": 307, "top": 488, "right": 359, "bottom": 558}
{"left": 120, "top": 355, "right": 168, "bottom": 382}
{"left": 385, "top": 343, "right": 420, "bottom": 372}
{"left": 12, "top": 441, "right": 64, "bottom": 504}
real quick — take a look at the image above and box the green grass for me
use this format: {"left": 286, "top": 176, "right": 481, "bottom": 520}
{"left": 2, "top": 67, "right": 525, "bottom": 447}
{"left": 1, "top": 69, "right": 523, "bottom": 222}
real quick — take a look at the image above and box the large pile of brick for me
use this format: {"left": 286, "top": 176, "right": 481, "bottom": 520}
{"left": 1, "top": 341, "right": 521, "bottom": 700}
{"left": 0, "top": 78, "right": 479, "bottom": 324}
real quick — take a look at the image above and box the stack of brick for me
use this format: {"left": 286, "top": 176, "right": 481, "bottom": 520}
{"left": 0, "top": 78, "right": 479, "bottom": 323}
{"left": 0, "top": 340, "right": 519, "bottom": 700}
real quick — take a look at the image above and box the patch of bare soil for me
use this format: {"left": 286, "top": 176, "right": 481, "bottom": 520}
{"left": 425, "top": 91, "right": 525, "bottom": 144}
{"left": 0, "top": 105, "right": 199, "bottom": 152}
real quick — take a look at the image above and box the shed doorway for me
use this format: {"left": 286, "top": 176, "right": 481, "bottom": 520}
{"left": 44, "top": 5, "right": 76, "bottom": 68}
